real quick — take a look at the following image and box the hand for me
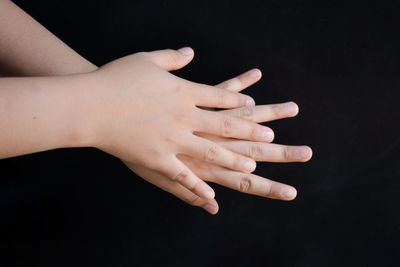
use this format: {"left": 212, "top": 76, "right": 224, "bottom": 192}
{"left": 122, "top": 69, "right": 312, "bottom": 214}
{"left": 85, "top": 48, "right": 275, "bottom": 201}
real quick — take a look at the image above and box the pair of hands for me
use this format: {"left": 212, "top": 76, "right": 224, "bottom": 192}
{"left": 0, "top": 0, "right": 311, "bottom": 214}
{"left": 82, "top": 47, "right": 312, "bottom": 214}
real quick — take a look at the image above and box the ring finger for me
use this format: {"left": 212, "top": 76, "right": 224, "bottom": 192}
{"left": 180, "top": 155, "right": 297, "bottom": 200}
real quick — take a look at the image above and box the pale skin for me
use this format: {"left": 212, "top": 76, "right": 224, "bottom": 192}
{"left": 0, "top": 0, "right": 312, "bottom": 214}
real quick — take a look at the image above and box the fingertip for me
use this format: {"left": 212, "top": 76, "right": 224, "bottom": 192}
{"left": 246, "top": 97, "right": 256, "bottom": 107}
{"left": 301, "top": 146, "right": 313, "bottom": 162}
{"left": 292, "top": 102, "right": 299, "bottom": 116}
{"left": 289, "top": 188, "right": 297, "bottom": 200}
{"left": 243, "top": 160, "right": 257, "bottom": 173}
{"left": 203, "top": 203, "right": 219, "bottom": 215}
{"left": 148, "top": 47, "right": 195, "bottom": 70}
{"left": 262, "top": 128, "right": 274, "bottom": 142}
{"left": 177, "top": 46, "right": 194, "bottom": 56}
{"left": 249, "top": 68, "right": 262, "bottom": 79}
{"left": 307, "top": 146, "right": 313, "bottom": 161}
{"left": 280, "top": 186, "right": 297, "bottom": 200}
{"left": 283, "top": 101, "right": 299, "bottom": 117}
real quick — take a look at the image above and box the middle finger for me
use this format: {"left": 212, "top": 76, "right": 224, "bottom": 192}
{"left": 193, "top": 109, "right": 274, "bottom": 142}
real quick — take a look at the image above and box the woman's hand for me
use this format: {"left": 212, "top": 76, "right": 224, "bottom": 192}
{"left": 85, "top": 48, "right": 275, "bottom": 201}
{"left": 122, "top": 69, "right": 312, "bottom": 214}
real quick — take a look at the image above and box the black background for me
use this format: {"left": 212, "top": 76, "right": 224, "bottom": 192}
{"left": 2, "top": 0, "right": 400, "bottom": 266}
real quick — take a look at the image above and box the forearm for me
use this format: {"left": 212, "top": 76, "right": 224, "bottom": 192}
{"left": 0, "top": 0, "right": 96, "bottom": 76}
{"left": 0, "top": 74, "right": 94, "bottom": 158}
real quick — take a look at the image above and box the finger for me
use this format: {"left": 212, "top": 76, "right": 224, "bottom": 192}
{"left": 216, "top": 68, "right": 262, "bottom": 93}
{"left": 214, "top": 141, "right": 313, "bottom": 162}
{"left": 178, "top": 134, "right": 257, "bottom": 173}
{"left": 218, "top": 102, "right": 299, "bottom": 123}
{"left": 185, "top": 81, "right": 256, "bottom": 108}
{"left": 158, "top": 156, "right": 216, "bottom": 200}
{"left": 124, "top": 161, "right": 219, "bottom": 214}
{"left": 193, "top": 132, "right": 313, "bottom": 162}
{"left": 210, "top": 169, "right": 297, "bottom": 200}
{"left": 181, "top": 155, "right": 297, "bottom": 200}
{"left": 194, "top": 109, "right": 274, "bottom": 142}
{"left": 144, "top": 47, "right": 194, "bottom": 71}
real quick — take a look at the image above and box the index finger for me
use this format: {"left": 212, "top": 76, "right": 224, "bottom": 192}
{"left": 216, "top": 68, "right": 262, "bottom": 93}
{"left": 185, "top": 80, "right": 256, "bottom": 109}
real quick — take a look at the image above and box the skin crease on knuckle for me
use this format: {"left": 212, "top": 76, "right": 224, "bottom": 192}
{"left": 173, "top": 169, "right": 189, "bottom": 183}
{"left": 238, "top": 106, "right": 254, "bottom": 118}
{"left": 221, "top": 116, "right": 233, "bottom": 136}
{"left": 250, "top": 124, "right": 259, "bottom": 140}
{"left": 263, "top": 183, "right": 273, "bottom": 198}
{"left": 216, "top": 90, "right": 227, "bottom": 107}
{"left": 239, "top": 176, "right": 252, "bottom": 193}
{"left": 205, "top": 145, "right": 218, "bottom": 162}
{"left": 249, "top": 144, "right": 263, "bottom": 160}
{"left": 185, "top": 194, "right": 203, "bottom": 207}
{"left": 283, "top": 146, "right": 292, "bottom": 162}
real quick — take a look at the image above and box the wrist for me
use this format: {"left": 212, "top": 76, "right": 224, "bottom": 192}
{"left": 62, "top": 71, "right": 104, "bottom": 149}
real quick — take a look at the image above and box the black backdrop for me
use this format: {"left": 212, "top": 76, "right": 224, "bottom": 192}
{"left": 2, "top": 1, "right": 400, "bottom": 266}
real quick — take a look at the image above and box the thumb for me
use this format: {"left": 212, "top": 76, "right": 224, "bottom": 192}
{"left": 145, "top": 47, "right": 194, "bottom": 71}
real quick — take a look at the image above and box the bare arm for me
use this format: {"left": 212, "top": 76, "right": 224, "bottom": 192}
{"left": 0, "top": 0, "right": 96, "bottom": 76}
{"left": 0, "top": 74, "right": 93, "bottom": 158}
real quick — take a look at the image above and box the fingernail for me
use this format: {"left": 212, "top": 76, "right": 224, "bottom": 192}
{"left": 202, "top": 190, "right": 215, "bottom": 200}
{"left": 282, "top": 102, "right": 298, "bottom": 115}
{"left": 249, "top": 69, "right": 261, "bottom": 78}
{"left": 203, "top": 204, "right": 216, "bottom": 214}
{"left": 244, "top": 161, "right": 256, "bottom": 172}
{"left": 262, "top": 130, "right": 274, "bottom": 142}
{"left": 295, "top": 147, "right": 308, "bottom": 160}
{"left": 281, "top": 187, "right": 296, "bottom": 199}
{"left": 177, "top": 47, "right": 193, "bottom": 56}
{"left": 246, "top": 98, "right": 256, "bottom": 107}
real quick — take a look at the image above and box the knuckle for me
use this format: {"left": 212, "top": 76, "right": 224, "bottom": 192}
{"left": 218, "top": 81, "right": 230, "bottom": 90}
{"left": 239, "top": 176, "right": 252, "bottom": 193}
{"left": 221, "top": 116, "right": 233, "bottom": 136}
{"left": 238, "top": 106, "right": 254, "bottom": 118}
{"left": 216, "top": 90, "right": 227, "bottom": 106}
{"left": 185, "top": 178, "right": 198, "bottom": 191}
{"left": 205, "top": 145, "right": 218, "bottom": 162}
{"left": 271, "top": 104, "right": 282, "bottom": 117}
{"left": 174, "top": 169, "right": 189, "bottom": 183}
{"left": 186, "top": 194, "right": 203, "bottom": 207}
{"left": 263, "top": 183, "right": 273, "bottom": 197}
{"left": 250, "top": 125, "right": 258, "bottom": 139}
{"left": 283, "top": 147, "right": 291, "bottom": 161}
{"left": 249, "top": 144, "right": 263, "bottom": 160}
{"left": 237, "top": 74, "right": 247, "bottom": 84}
